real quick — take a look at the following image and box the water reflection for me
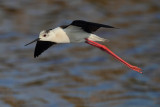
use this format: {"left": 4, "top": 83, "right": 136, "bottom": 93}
{"left": 0, "top": 0, "right": 160, "bottom": 107}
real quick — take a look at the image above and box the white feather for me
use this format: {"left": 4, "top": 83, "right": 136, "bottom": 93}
{"left": 39, "top": 26, "right": 108, "bottom": 43}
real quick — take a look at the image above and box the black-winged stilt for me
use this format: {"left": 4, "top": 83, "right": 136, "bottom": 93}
{"left": 25, "top": 20, "right": 142, "bottom": 73}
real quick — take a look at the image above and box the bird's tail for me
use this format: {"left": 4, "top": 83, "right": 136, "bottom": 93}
{"left": 88, "top": 34, "right": 109, "bottom": 42}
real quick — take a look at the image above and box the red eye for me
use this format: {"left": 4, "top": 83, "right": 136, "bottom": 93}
{"left": 43, "top": 35, "right": 46, "bottom": 37}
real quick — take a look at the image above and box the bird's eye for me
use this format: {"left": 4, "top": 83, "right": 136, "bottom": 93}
{"left": 43, "top": 35, "right": 46, "bottom": 37}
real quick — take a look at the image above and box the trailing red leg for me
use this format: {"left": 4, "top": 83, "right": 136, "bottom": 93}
{"left": 85, "top": 38, "right": 142, "bottom": 74}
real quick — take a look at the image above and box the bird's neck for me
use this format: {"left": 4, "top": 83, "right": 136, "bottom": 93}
{"left": 52, "top": 27, "right": 70, "bottom": 43}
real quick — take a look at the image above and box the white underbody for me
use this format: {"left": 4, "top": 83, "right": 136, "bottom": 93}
{"left": 40, "top": 26, "right": 107, "bottom": 43}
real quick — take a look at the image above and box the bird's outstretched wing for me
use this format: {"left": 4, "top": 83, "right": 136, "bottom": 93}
{"left": 70, "top": 20, "right": 116, "bottom": 33}
{"left": 34, "top": 41, "right": 56, "bottom": 58}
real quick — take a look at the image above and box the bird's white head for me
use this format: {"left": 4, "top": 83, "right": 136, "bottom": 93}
{"left": 39, "top": 27, "right": 70, "bottom": 43}
{"left": 25, "top": 29, "right": 56, "bottom": 46}
{"left": 25, "top": 27, "right": 69, "bottom": 46}
{"left": 39, "top": 29, "right": 55, "bottom": 42}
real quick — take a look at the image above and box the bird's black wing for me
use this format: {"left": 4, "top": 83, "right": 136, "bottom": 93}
{"left": 70, "top": 20, "right": 115, "bottom": 33}
{"left": 34, "top": 41, "right": 56, "bottom": 58}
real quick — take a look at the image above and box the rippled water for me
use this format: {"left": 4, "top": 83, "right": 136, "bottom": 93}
{"left": 0, "top": 0, "right": 160, "bottom": 107}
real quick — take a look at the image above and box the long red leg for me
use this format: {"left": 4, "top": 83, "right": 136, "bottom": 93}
{"left": 85, "top": 38, "right": 142, "bottom": 74}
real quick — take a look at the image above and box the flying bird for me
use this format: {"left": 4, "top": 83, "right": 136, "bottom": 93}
{"left": 25, "top": 20, "right": 142, "bottom": 73}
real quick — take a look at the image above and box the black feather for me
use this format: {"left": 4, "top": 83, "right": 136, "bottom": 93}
{"left": 70, "top": 20, "right": 115, "bottom": 33}
{"left": 34, "top": 41, "right": 56, "bottom": 58}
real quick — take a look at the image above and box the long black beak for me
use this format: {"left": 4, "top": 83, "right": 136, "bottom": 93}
{"left": 25, "top": 38, "right": 40, "bottom": 46}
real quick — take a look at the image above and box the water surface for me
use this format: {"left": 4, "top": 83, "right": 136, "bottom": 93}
{"left": 0, "top": 0, "right": 160, "bottom": 107}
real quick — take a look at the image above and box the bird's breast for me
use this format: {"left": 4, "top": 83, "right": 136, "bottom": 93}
{"left": 54, "top": 27, "right": 70, "bottom": 43}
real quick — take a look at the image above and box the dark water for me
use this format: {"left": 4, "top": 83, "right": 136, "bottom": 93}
{"left": 0, "top": 0, "right": 160, "bottom": 107}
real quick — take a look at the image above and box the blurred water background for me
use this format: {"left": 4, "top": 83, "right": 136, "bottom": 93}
{"left": 0, "top": 0, "right": 160, "bottom": 107}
